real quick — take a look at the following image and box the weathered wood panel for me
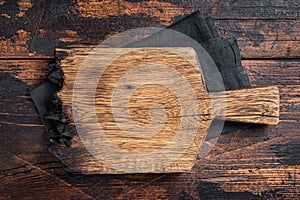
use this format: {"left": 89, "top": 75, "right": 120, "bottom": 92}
{"left": 211, "top": 0, "right": 300, "bottom": 20}
{"left": 0, "top": 59, "right": 48, "bottom": 85}
{"left": 0, "top": 152, "right": 92, "bottom": 200}
{"left": 0, "top": 71, "right": 69, "bottom": 180}
{"left": 0, "top": 0, "right": 299, "bottom": 198}
{"left": 0, "top": 0, "right": 299, "bottom": 58}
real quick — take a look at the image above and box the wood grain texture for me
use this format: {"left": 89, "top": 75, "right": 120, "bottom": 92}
{"left": 0, "top": 59, "right": 48, "bottom": 85}
{"left": 0, "top": 152, "right": 92, "bottom": 200}
{"left": 0, "top": 0, "right": 299, "bottom": 198}
{"left": 56, "top": 47, "right": 211, "bottom": 173}
{"left": 213, "top": 86, "right": 279, "bottom": 125}
{"left": 53, "top": 47, "right": 280, "bottom": 174}
{"left": 211, "top": 0, "right": 299, "bottom": 20}
{"left": 0, "top": 0, "right": 299, "bottom": 58}
{"left": 0, "top": 71, "right": 73, "bottom": 180}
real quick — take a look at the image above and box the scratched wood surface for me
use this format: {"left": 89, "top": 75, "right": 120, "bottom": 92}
{"left": 55, "top": 47, "right": 279, "bottom": 174}
{"left": 0, "top": 0, "right": 299, "bottom": 199}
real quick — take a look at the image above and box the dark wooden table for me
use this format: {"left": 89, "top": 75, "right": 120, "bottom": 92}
{"left": 0, "top": 0, "right": 299, "bottom": 199}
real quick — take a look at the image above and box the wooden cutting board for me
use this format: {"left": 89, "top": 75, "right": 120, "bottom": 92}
{"left": 55, "top": 47, "right": 279, "bottom": 174}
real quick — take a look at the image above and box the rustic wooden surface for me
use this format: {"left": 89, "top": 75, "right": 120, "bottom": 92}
{"left": 0, "top": 0, "right": 299, "bottom": 199}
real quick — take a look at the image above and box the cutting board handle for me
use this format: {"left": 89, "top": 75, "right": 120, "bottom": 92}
{"left": 212, "top": 85, "right": 280, "bottom": 125}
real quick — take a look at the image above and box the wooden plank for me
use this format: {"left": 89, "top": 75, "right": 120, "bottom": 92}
{"left": 216, "top": 20, "right": 300, "bottom": 59}
{"left": 0, "top": 24, "right": 297, "bottom": 59}
{"left": 0, "top": 71, "right": 92, "bottom": 199}
{"left": 0, "top": 60, "right": 48, "bottom": 85}
{"left": 211, "top": 0, "right": 299, "bottom": 20}
{"left": 216, "top": 20, "right": 300, "bottom": 41}
{"left": 0, "top": 152, "right": 92, "bottom": 200}
{"left": 0, "top": 1, "right": 299, "bottom": 58}
{"left": 243, "top": 60, "right": 300, "bottom": 86}
{"left": 0, "top": 70, "right": 70, "bottom": 180}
